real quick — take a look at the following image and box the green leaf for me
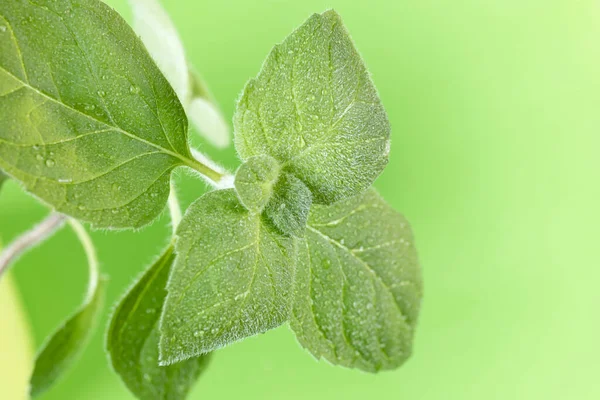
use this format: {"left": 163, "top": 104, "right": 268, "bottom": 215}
{"left": 107, "top": 245, "right": 210, "bottom": 400}
{"left": 234, "top": 155, "right": 281, "bottom": 212}
{"left": 234, "top": 10, "right": 390, "bottom": 205}
{"left": 30, "top": 277, "right": 107, "bottom": 397}
{"left": 264, "top": 173, "right": 312, "bottom": 237}
{"left": 159, "top": 189, "right": 296, "bottom": 364}
{"left": 290, "top": 189, "right": 422, "bottom": 372}
{"left": 0, "top": 170, "right": 7, "bottom": 192}
{"left": 0, "top": 0, "right": 207, "bottom": 229}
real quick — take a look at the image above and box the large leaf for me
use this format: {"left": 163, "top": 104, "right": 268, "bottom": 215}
{"left": 107, "top": 246, "right": 210, "bottom": 400}
{"left": 159, "top": 189, "right": 296, "bottom": 364}
{"left": 234, "top": 10, "right": 391, "bottom": 205}
{"left": 291, "top": 189, "right": 422, "bottom": 372}
{"left": 130, "top": 0, "right": 230, "bottom": 148}
{"left": 0, "top": 0, "right": 206, "bottom": 228}
{"left": 30, "top": 277, "right": 107, "bottom": 397}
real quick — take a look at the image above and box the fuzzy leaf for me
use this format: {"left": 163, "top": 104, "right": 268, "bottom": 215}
{"left": 30, "top": 277, "right": 107, "bottom": 397}
{"left": 234, "top": 10, "right": 390, "bottom": 204}
{"left": 107, "top": 246, "right": 210, "bottom": 400}
{"left": 291, "top": 189, "right": 422, "bottom": 372}
{"left": 234, "top": 155, "right": 281, "bottom": 212}
{"left": 0, "top": 0, "right": 202, "bottom": 229}
{"left": 159, "top": 189, "right": 296, "bottom": 364}
{"left": 264, "top": 173, "right": 312, "bottom": 237}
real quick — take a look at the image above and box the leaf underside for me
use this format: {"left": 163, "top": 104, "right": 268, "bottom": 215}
{"left": 0, "top": 0, "right": 193, "bottom": 228}
{"left": 30, "top": 277, "right": 107, "bottom": 397}
{"left": 159, "top": 189, "right": 296, "bottom": 365}
{"left": 290, "top": 189, "right": 423, "bottom": 372}
{"left": 107, "top": 246, "right": 210, "bottom": 400}
{"left": 234, "top": 10, "right": 391, "bottom": 205}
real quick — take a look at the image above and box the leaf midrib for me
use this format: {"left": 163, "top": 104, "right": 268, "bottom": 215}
{"left": 306, "top": 225, "right": 410, "bottom": 324}
{"left": 0, "top": 65, "right": 197, "bottom": 169}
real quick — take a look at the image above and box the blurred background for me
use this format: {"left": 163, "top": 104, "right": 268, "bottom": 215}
{"left": 1, "top": 0, "right": 599, "bottom": 399}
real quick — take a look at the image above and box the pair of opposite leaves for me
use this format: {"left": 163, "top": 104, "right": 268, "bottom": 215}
{"left": 0, "top": 0, "right": 422, "bottom": 399}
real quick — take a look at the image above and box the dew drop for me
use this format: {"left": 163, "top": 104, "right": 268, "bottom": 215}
{"left": 36, "top": 154, "right": 44, "bottom": 161}
{"left": 97, "top": 90, "right": 106, "bottom": 97}
{"left": 129, "top": 85, "right": 140, "bottom": 94}
{"left": 45, "top": 159, "right": 55, "bottom": 167}
{"left": 0, "top": 26, "right": 6, "bottom": 33}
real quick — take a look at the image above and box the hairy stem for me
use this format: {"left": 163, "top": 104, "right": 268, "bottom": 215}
{"left": 68, "top": 219, "right": 99, "bottom": 301}
{"left": 185, "top": 156, "right": 224, "bottom": 183}
{"left": 190, "top": 148, "right": 234, "bottom": 189}
{"left": 0, "top": 213, "right": 67, "bottom": 280}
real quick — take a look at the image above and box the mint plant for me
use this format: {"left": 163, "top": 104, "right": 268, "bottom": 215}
{"left": 0, "top": 0, "right": 423, "bottom": 399}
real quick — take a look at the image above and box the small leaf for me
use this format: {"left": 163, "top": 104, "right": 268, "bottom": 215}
{"left": 291, "top": 189, "right": 422, "bottom": 372}
{"left": 234, "top": 10, "right": 390, "bottom": 204}
{"left": 30, "top": 277, "right": 107, "bottom": 397}
{"left": 234, "top": 155, "right": 281, "bottom": 212}
{"left": 264, "top": 173, "right": 312, "bottom": 237}
{"left": 130, "top": 0, "right": 231, "bottom": 148}
{"left": 159, "top": 189, "right": 296, "bottom": 364}
{"left": 107, "top": 246, "right": 210, "bottom": 400}
{"left": 0, "top": 0, "right": 201, "bottom": 228}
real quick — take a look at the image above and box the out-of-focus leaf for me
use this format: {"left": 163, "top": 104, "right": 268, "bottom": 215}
{"left": 107, "top": 246, "right": 210, "bottom": 400}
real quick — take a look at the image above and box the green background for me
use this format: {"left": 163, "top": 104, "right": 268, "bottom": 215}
{"left": 1, "top": 0, "right": 599, "bottom": 399}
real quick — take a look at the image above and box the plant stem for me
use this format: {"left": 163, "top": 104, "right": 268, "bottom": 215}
{"left": 168, "top": 181, "right": 182, "bottom": 235}
{"left": 67, "top": 219, "right": 99, "bottom": 302}
{"left": 185, "top": 156, "right": 224, "bottom": 183}
{"left": 0, "top": 213, "right": 67, "bottom": 280}
{"left": 190, "top": 148, "right": 234, "bottom": 189}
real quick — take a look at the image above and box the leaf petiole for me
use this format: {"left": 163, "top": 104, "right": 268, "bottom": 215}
{"left": 67, "top": 219, "right": 99, "bottom": 301}
{"left": 183, "top": 156, "right": 225, "bottom": 184}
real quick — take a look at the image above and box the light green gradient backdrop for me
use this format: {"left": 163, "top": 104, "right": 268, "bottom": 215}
{"left": 1, "top": 0, "right": 599, "bottom": 399}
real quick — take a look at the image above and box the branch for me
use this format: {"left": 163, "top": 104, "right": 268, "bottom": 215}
{"left": 0, "top": 213, "right": 67, "bottom": 280}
